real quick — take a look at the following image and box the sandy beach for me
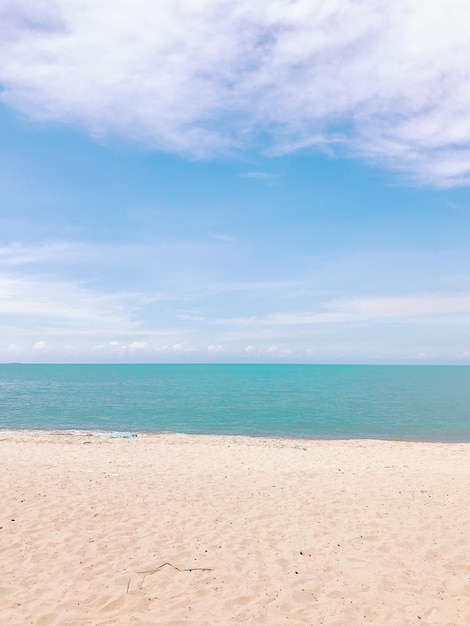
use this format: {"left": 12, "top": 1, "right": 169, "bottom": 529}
{"left": 1, "top": 433, "right": 469, "bottom": 625}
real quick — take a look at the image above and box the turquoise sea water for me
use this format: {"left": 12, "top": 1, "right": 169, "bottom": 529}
{"left": 0, "top": 364, "right": 469, "bottom": 441}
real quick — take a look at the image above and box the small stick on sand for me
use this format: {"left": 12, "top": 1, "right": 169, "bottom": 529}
{"left": 138, "top": 562, "right": 213, "bottom": 574}
{"left": 137, "top": 562, "right": 213, "bottom": 589}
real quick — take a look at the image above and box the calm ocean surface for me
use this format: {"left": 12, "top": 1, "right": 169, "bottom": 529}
{"left": 0, "top": 364, "right": 469, "bottom": 441}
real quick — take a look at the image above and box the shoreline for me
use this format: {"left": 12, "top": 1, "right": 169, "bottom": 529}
{"left": 2, "top": 433, "right": 469, "bottom": 625}
{"left": 2, "top": 428, "right": 470, "bottom": 444}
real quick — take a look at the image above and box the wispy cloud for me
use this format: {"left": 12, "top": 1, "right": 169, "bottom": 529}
{"left": 209, "top": 234, "right": 236, "bottom": 242}
{"left": 0, "top": 239, "right": 237, "bottom": 297}
{"left": 0, "top": 273, "right": 140, "bottom": 328}
{"left": 1, "top": 1, "right": 470, "bottom": 184}
{"left": 338, "top": 294, "right": 470, "bottom": 319}
{"left": 239, "top": 171, "right": 277, "bottom": 180}
{"left": 175, "top": 310, "right": 205, "bottom": 322}
{"left": 195, "top": 280, "right": 297, "bottom": 296}
{"left": 0, "top": 241, "right": 88, "bottom": 266}
{"left": 220, "top": 293, "right": 470, "bottom": 327}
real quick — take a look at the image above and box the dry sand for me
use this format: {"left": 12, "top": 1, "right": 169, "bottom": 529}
{"left": 0, "top": 432, "right": 469, "bottom": 625}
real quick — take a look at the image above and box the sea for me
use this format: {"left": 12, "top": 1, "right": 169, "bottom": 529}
{"left": 0, "top": 364, "right": 469, "bottom": 442}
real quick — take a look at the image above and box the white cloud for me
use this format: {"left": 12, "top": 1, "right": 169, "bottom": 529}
{"left": 208, "top": 344, "right": 225, "bottom": 353}
{"left": 0, "top": 242, "right": 82, "bottom": 266}
{"left": 0, "top": 273, "right": 139, "bottom": 328}
{"left": 176, "top": 310, "right": 205, "bottom": 321}
{"left": 263, "top": 345, "right": 292, "bottom": 358}
{"left": 221, "top": 293, "right": 470, "bottom": 327}
{"left": 210, "top": 234, "right": 236, "bottom": 243}
{"left": 0, "top": 343, "right": 24, "bottom": 358}
{"left": 128, "top": 341, "right": 147, "bottom": 350}
{"left": 201, "top": 281, "right": 295, "bottom": 295}
{"left": 240, "top": 171, "right": 277, "bottom": 180}
{"left": 265, "top": 345, "right": 279, "bottom": 354}
{"left": 339, "top": 294, "right": 470, "bottom": 319}
{"left": 172, "top": 342, "right": 192, "bottom": 353}
{"left": 108, "top": 340, "right": 148, "bottom": 355}
{"left": 1, "top": 1, "right": 470, "bottom": 184}
{"left": 32, "top": 340, "right": 47, "bottom": 351}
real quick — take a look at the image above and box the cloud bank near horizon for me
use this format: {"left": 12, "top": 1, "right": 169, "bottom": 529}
{"left": 1, "top": 244, "right": 470, "bottom": 363}
{"left": 2, "top": 0, "right": 470, "bottom": 185}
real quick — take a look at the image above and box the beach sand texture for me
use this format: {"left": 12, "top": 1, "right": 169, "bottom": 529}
{"left": 1, "top": 433, "right": 469, "bottom": 625}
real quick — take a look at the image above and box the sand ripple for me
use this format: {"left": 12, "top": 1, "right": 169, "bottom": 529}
{"left": 1, "top": 433, "right": 469, "bottom": 625}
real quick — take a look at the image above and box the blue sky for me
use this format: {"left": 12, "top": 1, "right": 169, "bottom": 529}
{"left": 1, "top": 0, "right": 470, "bottom": 363}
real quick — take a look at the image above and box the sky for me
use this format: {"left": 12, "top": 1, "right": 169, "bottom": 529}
{"left": 1, "top": 0, "right": 470, "bottom": 364}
